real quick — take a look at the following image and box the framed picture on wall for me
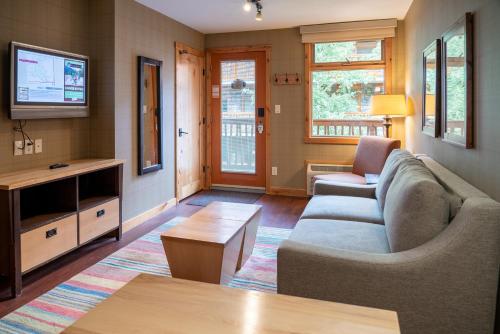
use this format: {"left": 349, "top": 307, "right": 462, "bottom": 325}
{"left": 442, "top": 12, "right": 473, "bottom": 148}
{"left": 422, "top": 39, "right": 441, "bottom": 137}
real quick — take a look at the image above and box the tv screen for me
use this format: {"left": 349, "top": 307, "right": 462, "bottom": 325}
{"left": 10, "top": 42, "right": 89, "bottom": 119}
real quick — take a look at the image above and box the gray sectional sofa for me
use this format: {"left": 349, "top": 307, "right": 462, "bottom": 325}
{"left": 277, "top": 150, "right": 500, "bottom": 334}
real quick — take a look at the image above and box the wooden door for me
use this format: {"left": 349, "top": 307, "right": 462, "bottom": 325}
{"left": 176, "top": 43, "right": 205, "bottom": 200}
{"left": 210, "top": 51, "right": 267, "bottom": 188}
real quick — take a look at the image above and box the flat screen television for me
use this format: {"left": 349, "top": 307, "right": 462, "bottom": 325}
{"left": 10, "top": 42, "right": 89, "bottom": 119}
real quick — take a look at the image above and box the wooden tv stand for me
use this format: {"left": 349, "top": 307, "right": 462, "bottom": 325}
{"left": 0, "top": 159, "right": 124, "bottom": 298}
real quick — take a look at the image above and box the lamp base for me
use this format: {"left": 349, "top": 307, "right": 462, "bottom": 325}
{"left": 382, "top": 116, "right": 392, "bottom": 138}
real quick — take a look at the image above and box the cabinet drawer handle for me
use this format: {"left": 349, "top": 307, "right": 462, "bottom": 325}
{"left": 97, "top": 209, "right": 106, "bottom": 218}
{"left": 46, "top": 228, "right": 58, "bottom": 239}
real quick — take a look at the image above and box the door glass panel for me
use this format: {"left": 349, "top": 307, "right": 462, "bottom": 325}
{"left": 220, "top": 60, "right": 256, "bottom": 174}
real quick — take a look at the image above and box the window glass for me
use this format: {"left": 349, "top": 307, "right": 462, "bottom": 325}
{"left": 220, "top": 60, "right": 256, "bottom": 173}
{"left": 311, "top": 69, "right": 385, "bottom": 137}
{"left": 314, "top": 40, "right": 382, "bottom": 63}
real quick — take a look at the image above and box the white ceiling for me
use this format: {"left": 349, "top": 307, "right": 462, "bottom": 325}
{"left": 135, "top": 0, "right": 413, "bottom": 34}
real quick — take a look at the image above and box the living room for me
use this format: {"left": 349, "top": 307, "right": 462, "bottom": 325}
{"left": 0, "top": 0, "right": 499, "bottom": 333}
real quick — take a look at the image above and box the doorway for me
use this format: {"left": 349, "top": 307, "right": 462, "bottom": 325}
{"left": 208, "top": 48, "right": 270, "bottom": 191}
{"left": 175, "top": 42, "right": 205, "bottom": 201}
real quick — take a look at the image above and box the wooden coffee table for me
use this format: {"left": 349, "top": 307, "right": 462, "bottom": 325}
{"left": 160, "top": 202, "right": 262, "bottom": 284}
{"left": 63, "top": 274, "right": 400, "bottom": 334}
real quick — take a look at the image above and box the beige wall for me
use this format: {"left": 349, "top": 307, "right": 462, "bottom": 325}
{"left": 0, "top": 0, "right": 91, "bottom": 173}
{"left": 89, "top": 0, "right": 115, "bottom": 158}
{"left": 206, "top": 26, "right": 406, "bottom": 190}
{"left": 114, "top": 0, "right": 204, "bottom": 220}
{"left": 404, "top": 0, "right": 500, "bottom": 201}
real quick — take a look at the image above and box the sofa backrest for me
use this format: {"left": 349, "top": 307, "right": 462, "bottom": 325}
{"left": 384, "top": 159, "right": 450, "bottom": 252}
{"left": 417, "top": 155, "right": 488, "bottom": 200}
{"left": 375, "top": 150, "right": 416, "bottom": 211}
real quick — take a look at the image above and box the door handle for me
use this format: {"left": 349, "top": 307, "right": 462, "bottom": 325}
{"left": 178, "top": 128, "right": 189, "bottom": 137}
{"left": 257, "top": 122, "right": 264, "bottom": 134}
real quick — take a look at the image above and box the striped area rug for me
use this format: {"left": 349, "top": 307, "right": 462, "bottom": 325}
{"left": 0, "top": 217, "right": 291, "bottom": 334}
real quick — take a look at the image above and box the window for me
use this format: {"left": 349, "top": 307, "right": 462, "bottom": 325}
{"left": 305, "top": 38, "right": 393, "bottom": 144}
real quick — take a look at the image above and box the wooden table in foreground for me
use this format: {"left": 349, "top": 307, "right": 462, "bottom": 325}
{"left": 161, "top": 201, "right": 262, "bottom": 284}
{"left": 63, "top": 274, "right": 400, "bottom": 334}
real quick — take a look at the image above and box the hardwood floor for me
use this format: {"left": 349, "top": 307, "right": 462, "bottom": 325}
{"left": 0, "top": 194, "right": 308, "bottom": 318}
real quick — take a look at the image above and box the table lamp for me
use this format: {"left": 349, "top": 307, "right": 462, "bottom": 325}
{"left": 369, "top": 95, "right": 407, "bottom": 138}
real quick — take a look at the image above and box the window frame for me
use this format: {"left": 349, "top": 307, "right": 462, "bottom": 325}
{"left": 304, "top": 38, "right": 393, "bottom": 144}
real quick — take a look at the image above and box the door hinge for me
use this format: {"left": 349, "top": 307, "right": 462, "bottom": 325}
{"left": 202, "top": 117, "right": 206, "bottom": 125}
{"left": 202, "top": 69, "right": 205, "bottom": 76}
{"left": 203, "top": 166, "right": 207, "bottom": 173}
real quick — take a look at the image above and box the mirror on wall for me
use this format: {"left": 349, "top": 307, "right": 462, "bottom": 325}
{"left": 442, "top": 12, "right": 473, "bottom": 148}
{"left": 138, "top": 56, "right": 163, "bottom": 175}
{"left": 422, "top": 39, "right": 441, "bottom": 138}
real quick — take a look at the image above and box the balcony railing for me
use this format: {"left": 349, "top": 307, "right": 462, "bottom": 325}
{"left": 312, "top": 119, "right": 385, "bottom": 137}
{"left": 312, "top": 119, "right": 466, "bottom": 137}
{"left": 221, "top": 118, "right": 256, "bottom": 173}
{"left": 446, "top": 120, "right": 465, "bottom": 136}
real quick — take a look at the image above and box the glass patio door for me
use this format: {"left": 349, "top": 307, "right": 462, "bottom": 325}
{"left": 210, "top": 51, "right": 266, "bottom": 188}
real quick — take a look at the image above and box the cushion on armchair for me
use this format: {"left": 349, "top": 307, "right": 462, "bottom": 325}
{"left": 384, "top": 160, "right": 450, "bottom": 252}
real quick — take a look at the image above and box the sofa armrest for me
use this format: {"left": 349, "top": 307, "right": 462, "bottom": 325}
{"left": 313, "top": 180, "right": 376, "bottom": 198}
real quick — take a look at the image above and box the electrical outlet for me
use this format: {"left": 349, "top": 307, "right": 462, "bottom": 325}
{"left": 34, "top": 138, "right": 43, "bottom": 154}
{"left": 275, "top": 105, "right": 281, "bottom": 114}
{"left": 24, "top": 140, "right": 33, "bottom": 155}
{"left": 14, "top": 141, "right": 23, "bottom": 156}
{"left": 272, "top": 166, "right": 278, "bottom": 176}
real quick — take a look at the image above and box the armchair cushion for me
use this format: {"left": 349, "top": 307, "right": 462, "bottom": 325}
{"left": 352, "top": 136, "right": 401, "bottom": 176}
{"left": 375, "top": 149, "right": 417, "bottom": 210}
{"left": 301, "top": 195, "right": 383, "bottom": 224}
{"left": 289, "top": 219, "right": 390, "bottom": 254}
{"left": 384, "top": 160, "right": 450, "bottom": 252}
{"left": 313, "top": 180, "right": 376, "bottom": 197}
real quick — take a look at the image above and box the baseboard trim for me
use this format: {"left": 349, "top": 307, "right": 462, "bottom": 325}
{"left": 267, "top": 187, "right": 308, "bottom": 198}
{"left": 123, "top": 197, "right": 177, "bottom": 233}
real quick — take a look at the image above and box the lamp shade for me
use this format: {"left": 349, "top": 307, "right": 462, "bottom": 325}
{"left": 369, "top": 94, "right": 407, "bottom": 117}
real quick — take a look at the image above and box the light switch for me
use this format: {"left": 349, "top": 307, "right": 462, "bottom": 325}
{"left": 272, "top": 167, "right": 278, "bottom": 176}
{"left": 275, "top": 105, "right": 281, "bottom": 114}
{"left": 14, "top": 141, "right": 23, "bottom": 156}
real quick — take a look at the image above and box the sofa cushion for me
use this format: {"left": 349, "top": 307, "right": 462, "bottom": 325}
{"left": 375, "top": 149, "right": 416, "bottom": 211}
{"left": 384, "top": 160, "right": 450, "bottom": 252}
{"left": 301, "top": 195, "right": 383, "bottom": 225}
{"left": 289, "top": 219, "right": 390, "bottom": 254}
{"left": 313, "top": 181, "right": 376, "bottom": 198}
{"left": 313, "top": 172, "right": 366, "bottom": 185}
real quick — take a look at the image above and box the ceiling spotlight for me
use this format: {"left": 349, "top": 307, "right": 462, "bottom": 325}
{"left": 255, "top": 1, "right": 263, "bottom": 21}
{"left": 255, "top": 10, "right": 263, "bottom": 21}
{"left": 243, "top": 0, "right": 252, "bottom": 12}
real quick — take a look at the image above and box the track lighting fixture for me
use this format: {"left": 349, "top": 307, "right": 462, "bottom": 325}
{"left": 243, "top": 0, "right": 263, "bottom": 21}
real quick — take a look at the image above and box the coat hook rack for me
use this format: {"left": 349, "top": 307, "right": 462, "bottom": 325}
{"left": 274, "top": 73, "right": 301, "bottom": 85}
